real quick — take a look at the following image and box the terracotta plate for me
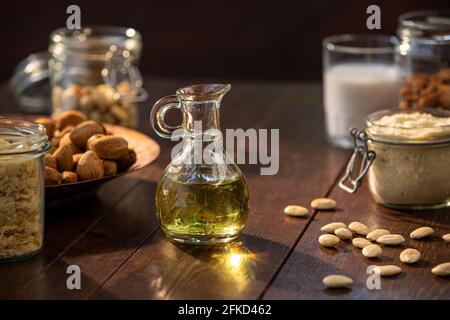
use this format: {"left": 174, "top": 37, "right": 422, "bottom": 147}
{"left": 45, "top": 124, "right": 160, "bottom": 206}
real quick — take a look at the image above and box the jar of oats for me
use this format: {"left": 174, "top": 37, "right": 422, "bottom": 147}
{"left": 0, "top": 117, "right": 50, "bottom": 261}
{"left": 339, "top": 108, "right": 450, "bottom": 210}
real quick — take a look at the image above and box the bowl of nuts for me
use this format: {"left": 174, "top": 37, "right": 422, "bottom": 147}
{"left": 32, "top": 111, "right": 160, "bottom": 206}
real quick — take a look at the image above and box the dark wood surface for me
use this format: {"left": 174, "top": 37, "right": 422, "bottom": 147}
{"left": 0, "top": 79, "right": 448, "bottom": 299}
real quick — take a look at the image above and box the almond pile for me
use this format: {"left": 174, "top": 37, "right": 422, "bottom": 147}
{"left": 400, "top": 68, "right": 450, "bottom": 109}
{"left": 36, "top": 110, "right": 137, "bottom": 185}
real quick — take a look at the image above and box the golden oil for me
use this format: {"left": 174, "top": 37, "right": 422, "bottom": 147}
{"left": 156, "top": 175, "right": 249, "bottom": 245}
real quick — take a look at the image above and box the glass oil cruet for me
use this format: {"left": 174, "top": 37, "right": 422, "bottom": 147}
{"left": 150, "top": 84, "right": 249, "bottom": 245}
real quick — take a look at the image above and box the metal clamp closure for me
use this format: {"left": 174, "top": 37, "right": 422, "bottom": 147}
{"left": 339, "top": 128, "right": 376, "bottom": 194}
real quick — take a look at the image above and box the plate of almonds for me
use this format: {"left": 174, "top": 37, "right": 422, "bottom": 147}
{"left": 33, "top": 111, "right": 160, "bottom": 206}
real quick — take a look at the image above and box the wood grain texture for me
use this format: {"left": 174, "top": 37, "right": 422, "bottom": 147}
{"left": 92, "top": 83, "right": 349, "bottom": 299}
{"left": 2, "top": 79, "right": 448, "bottom": 300}
{"left": 264, "top": 182, "right": 450, "bottom": 299}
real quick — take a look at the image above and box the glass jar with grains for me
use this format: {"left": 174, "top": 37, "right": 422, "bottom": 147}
{"left": 0, "top": 117, "right": 50, "bottom": 261}
{"left": 340, "top": 108, "right": 450, "bottom": 210}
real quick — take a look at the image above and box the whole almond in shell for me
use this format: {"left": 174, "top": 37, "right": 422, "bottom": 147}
{"left": 55, "top": 110, "right": 86, "bottom": 130}
{"left": 53, "top": 144, "right": 73, "bottom": 172}
{"left": 62, "top": 171, "right": 78, "bottom": 183}
{"left": 45, "top": 153, "right": 57, "bottom": 169}
{"left": 59, "top": 132, "right": 82, "bottom": 154}
{"left": 45, "top": 166, "right": 62, "bottom": 185}
{"left": 116, "top": 148, "right": 137, "bottom": 172}
{"left": 90, "top": 135, "right": 128, "bottom": 160}
{"left": 86, "top": 133, "right": 106, "bottom": 150}
{"left": 70, "top": 120, "right": 106, "bottom": 148}
{"left": 102, "top": 160, "right": 118, "bottom": 176}
{"left": 76, "top": 151, "right": 104, "bottom": 181}
{"left": 73, "top": 153, "right": 83, "bottom": 169}
{"left": 35, "top": 117, "right": 56, "bottom": 139}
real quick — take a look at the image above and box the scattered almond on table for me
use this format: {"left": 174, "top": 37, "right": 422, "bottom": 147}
{"left": 366, "top": 229, "right": 390, "bottom": 241}
{"left": 334, "top": 227, "right": 352, "bottom": 240}
{"left": 283, "top": 205, "right": 309, "bottom": 217}
{"left": 318, "top": 234, "right": 340, "bottom": 247}
{"left": 348, "top": 221, "right": 369, "bottom": 236}
{"left": 375, "top": 265, "right": 402, "bottom": 277}
{"left": 410, "top": 226, "right": 434, "bottom": 239}
{"left": 311, "top": 198, "right": 336, "bottom": 210}
{"left": 322, "top": 274, "right": 353, "bottom": 288}
{"left": 352, "top": 237, "right": 372, "bottom": 249}
{"left": 320, "top": 222, "right": 346, "bottom": 233}
{"left": 362, "top": 244, "right": 382, "bottom": 258}
{"left": 431, "top": 262, "right": 450, "bottom": 277}
{"left": 442, "top": 234, "right": 450, "bottom": 242}
{"left": 400, "top": 248, "right": 421, "bottom": 264}
{"left": 376, "top": 234, "right": 406, "bottom": 245}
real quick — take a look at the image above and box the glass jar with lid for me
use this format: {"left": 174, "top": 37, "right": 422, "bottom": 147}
{"left": 0, "top": 117, "right": 51, "bottom": 261}
{"left": 396, "top": 10, "right": 450, "bottom": 109}
{"left": 340, "top": 108, "right": 450, "bottom": 210}
{"left": 10, "top": 26, "right": 147, "bottom": 128}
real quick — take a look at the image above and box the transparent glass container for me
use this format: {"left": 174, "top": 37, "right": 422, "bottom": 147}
{"left": 10, "top": 26, "right": 147, "bottom": 128}
{"left": 323, "top": 34, "right": 400, "bottom": 149}
{"left": 397, "top": 10, "right": 450, "bottom": 109}
{"left": 151, "top": 84, "right": 249, "bottom": 245}
{"left": 0, "top": 117, "right": 51, "bottom": 261}
{"left": 339, "top": 108, "right": 450, "bottom": 210}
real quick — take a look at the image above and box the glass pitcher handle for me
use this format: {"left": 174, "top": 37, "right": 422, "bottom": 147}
{"left": 150, "top": 95, "right": 182, "bottom": 139}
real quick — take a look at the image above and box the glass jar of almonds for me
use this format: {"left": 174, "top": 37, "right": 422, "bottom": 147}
{"left": 10, "top": 26, "right": 147, "bottom": 128}
{"left": 396, "top": 10, "right": 450, "bottom": 109}
{"left": 49, "top": 26, "right": 147, "bottom": 127}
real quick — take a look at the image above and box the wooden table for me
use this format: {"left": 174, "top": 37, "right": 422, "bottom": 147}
{"left": 0, "top": 79, "right": 449, "bottom": 300}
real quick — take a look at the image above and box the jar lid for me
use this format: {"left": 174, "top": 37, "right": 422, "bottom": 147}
{"left": 0, "top": 117, "right": 50, "bottom": 155}
{"left": 9, "top": 52, "right": 51, "bottom": 113}
{"left": 366, "top": 108, "right": 450, "bottom": 145}
{"left": 49, "top": 25, "right": 142, "bottom": 62}
{"left": 398, "top": 10, "right": 450, "bottom": 43}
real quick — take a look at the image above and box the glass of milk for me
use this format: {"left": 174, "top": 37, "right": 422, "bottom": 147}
{"left": 323, "top": 34, "right": 400, "bottom": 149}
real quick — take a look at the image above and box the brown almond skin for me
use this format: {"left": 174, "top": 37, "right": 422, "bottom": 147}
{"left": 59, "top": 133, "right": 82, "bottom": 154}
{"left": 45, "top": 166, "right": 62, "bottom": 185}
{"left": 90, "top": 135, "right": 128, "bottom": 160}
{"left": 51, "top": 136, "right": 60, "bottom": 149}
{"left": 117, "top": 148, "right": 137, "bottom": 172}
{"left": 62, "top": 171, "right": 78, "bottom": 183}
{"left": 45, "top": 153, "right": 57, "bottom": 169}
{"left": 72, "top": 153, "right": 83, "bottom": 169}
{"left": 53, "top": 144, "right": 73, "bottom": 172}
{"left": 55, "top": 111, "right": 86, "bottom": 130}
{"left": 86, "top": 134, "right": 107, "bottom": 151}
{"left": 102, "top": 160, "right": 118, "bottom": 176}
{"left": 70, "top": 120, "right": 106, "bottom": 148}
{"left": 35, "top": 118, "right": 56, "bottom": 139}
{"left": 76, "top": 151, "right": 104, "bottom": 181}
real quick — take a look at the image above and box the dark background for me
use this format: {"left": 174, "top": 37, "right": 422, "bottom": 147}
{"left": 1, "top": 0, "right": 449, "bottom": 83}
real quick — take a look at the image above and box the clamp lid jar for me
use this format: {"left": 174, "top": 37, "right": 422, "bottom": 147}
{"left": 340, "top": 108, "right": 450, "bottom": 210}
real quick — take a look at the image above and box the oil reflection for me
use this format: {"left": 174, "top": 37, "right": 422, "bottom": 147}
{"left": 148, "top": 239, "right": 258, "bottom": 299}
{"left": 210, "top": 241, "right": 257, "bottom": 292}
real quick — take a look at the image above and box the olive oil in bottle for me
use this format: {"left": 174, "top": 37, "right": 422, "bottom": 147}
{"left": 156, "top": 175, "right": 249, "bottom": 244}
{"left": 151, "top": 83, "right": 249, "bottom": 245}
